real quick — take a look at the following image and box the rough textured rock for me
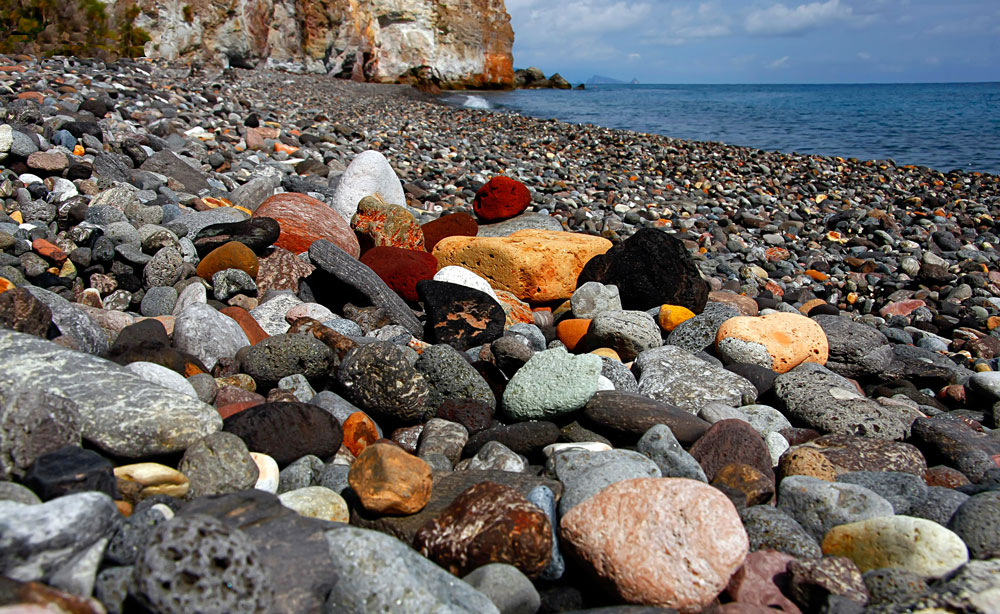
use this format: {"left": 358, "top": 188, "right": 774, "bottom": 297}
{"left": 348, "top": 443, "right": 433, "bottom": 515}
{"left": 173, "top": 302, "right": 251, "bottom": 371}
{"left": 634, "top": 345, "right": 758, "bottom": 414}
{"left": 337, "top": 341, "right": 431, "bottom": 424}
{"left": 414, "top": 481, "right": 552, "bottom": 577}
{"left": 740, "top": 505, "right": 823, "bottom": 559}
{"left": 0, "top": 329, "right": 220, "bottom": 458}
{"left": 551, "top": 448, "right": 662, "bottom": 515}
{"left": 503, "top": 348, "right": 602, "bottom": 420}
{"left": 352, "top": 195, "right": 425, "bottom": 250}
{"left": 777, "top": 475, "right": 895, "bottom": 543}
{"left": 474, "top": 176, "right": 531, "bottom": 222}
{"left": 0, "top": 387, "right": 82, "bottom": 481}
{"left": 134, "top": 0, "right": 514, "bottom": 88}
{"left": 223, "top": 402, "right": 343, "bottom": 466}
{"left": 726, "top": 550, "right": 801, "bottom": 614}
{"left": 812, "top": 314, "right": 893, "bottom": 378}
{"left": 415, "top": 343, "right": 497, "bottom": 411}
{"left": 560, "top": 478, "right": 748, "bottom": 612}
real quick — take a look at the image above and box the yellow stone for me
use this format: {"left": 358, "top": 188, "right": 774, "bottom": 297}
{"left": 658, "top": 304, "right": 695, "bottom": 332}
{"left": 9, "top": 211, "right": 23, "bottom": 224}
{"left": 821, "top": 516, "right": 968, "bottom": 577}
{"left": 590, "top": 347, "right": 621, "bottom": 361}
{"left": 432, "top": 229, "right": 612, "bottom": 303}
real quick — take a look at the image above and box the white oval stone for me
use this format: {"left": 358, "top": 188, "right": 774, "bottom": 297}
{"left": 331, "top": 150, "right": 406, "bottom": 221}
{"left": 822, "top": 515, "right": 969, "bottom": 577}
{"left": 433, "top": 265, "right": 500, "bottom": 302}
{"left": 125, "top": 361, "right": 198, "bottom": 398}
{"left": 543, "top": 442, "right": 613, "bottom": 458}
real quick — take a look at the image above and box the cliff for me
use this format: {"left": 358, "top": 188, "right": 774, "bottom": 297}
{"left": 132, "top": 0, "right": 515, "bottom": 88}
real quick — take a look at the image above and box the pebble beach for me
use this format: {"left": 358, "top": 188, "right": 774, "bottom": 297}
{"left": 2, "top": 54, "right": 1000, "bottom": 614}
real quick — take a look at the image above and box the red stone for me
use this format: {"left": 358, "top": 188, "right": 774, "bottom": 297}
{"left": 727, "top": 550, "right": 801, "bottom": 614}
{"left": 690, "top": 419, "right": 776, "bottom": 486}
{"left": 421, "top": 212, "right": 478, "bottom": 252}
{"left": 217, "top": 401, "right": 261, "bottom": 419}
{"left": 879, "top": 299, "right": 925, "bottom": 318}
{"left": 473, "top": 176, "right": 531, "bottom": 222}
{"left": 253, "top": 193, "right": 360, "bottom": 257}
{"left": 220, "top": 306, "right": 269, "bottom": 345}
{"left": 923, "top": 465, "right": 971, "bottom": 488}
{"left": 32, "top": 239, "right": 68, "bottom": 265}
{"left": 359, "top": 246, "right": 438, "bottom": 302}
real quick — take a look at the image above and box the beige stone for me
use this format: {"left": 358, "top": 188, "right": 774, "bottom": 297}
{"left": 715, "top": 312, "right": 828, "bottom": 373}
{"left": 560, "top": 478, "right": 748, "bottom": 612}
{"left": 278, "top": 486, "right": 350, "bottom": 523}
{"left": 433, "top": 229, "right": 612, "bottom": 303}
{"left": 114, "top": 462, "right": 189, "bottom": 499}
{"left": 822, "top": 516, "right": 968, "bottom": 577}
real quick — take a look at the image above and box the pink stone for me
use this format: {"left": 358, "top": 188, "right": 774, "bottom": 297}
{"left": 560, "top": 478, "right": 748, "bottom": 612}
{"left": 879, "top": 299, "right": 925, "bottom": 318}
{"left": 726, "top": 550, "right": 801, "bottom": 614}
{"left": 253, "top": 193, "right": 360, "bottom": 257}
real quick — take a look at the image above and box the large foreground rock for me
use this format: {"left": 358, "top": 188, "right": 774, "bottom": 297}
{"left": 0, "top": 329, "right": 221, "bottom": 457}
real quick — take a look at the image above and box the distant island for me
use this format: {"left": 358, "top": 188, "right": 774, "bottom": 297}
{"left": 586, "top": 75, "right": 641, "bottom": 85}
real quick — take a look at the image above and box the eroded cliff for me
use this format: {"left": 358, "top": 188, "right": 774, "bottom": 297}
{"left": 133, "top": 0, "right": 514, "bottom": 88}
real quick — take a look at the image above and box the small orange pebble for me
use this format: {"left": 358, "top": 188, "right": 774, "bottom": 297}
{"left": 343, "top": 411, "right": 380, "bottom": 457}
{"left": 274, "top": 142, "right": 299, "bottom": 154}
{"left": 590, "top": 347, "right": 621, "bottom": 361}
{"left": 658, "top": 304, "right": 695, "bottom": 332}
{"left": 804, "top": 269, "right": 829, "bottom": 282}
{"left": 9, "top": 211, "right": 23, "bottom": 224}
{"left": 846, "top": 292, "right": 859, "bottom": 305}
{"left": 988, "top": 316, "right": 1000, "bottom": 331}
{"left": 217, "top": 401, "right": 260, "bottom": 420}
{"left": 115, "top": 500, "right": 133, "bottom": 517}
{"left": 201, "top": 196, "right": 233, "bottom": 209}
{"left": 32, "top": 238, "right": 68, "bottom": 264}
{"left": 73, "top": 144, "right": 85, "bottom": 156}
{"left": 0, "top": 277, "right": 13, "bottom": 293}
{"left": 556, "top": 318, "right": 592, "bottom": 351}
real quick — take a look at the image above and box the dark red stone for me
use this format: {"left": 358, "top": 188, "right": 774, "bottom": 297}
{"left": 436, "top": 399, "right": 494, "bottom": 436}
{"left": 416, "top": 280, "right": 505, "bottom": 351}
{"left": 223, "top": 402, "right": 343, "bottom": 467}
{"left": 421, "top": 212, "right": 478, "bottom": 252}
{"left": 473, "top": 176, "right": 531, "bottom": 223}
{"left": 577, "top": 227, "right": 709, "bottom": 313}
{"left": 359, "top": 246, "right": 438, "bottom": 302}
{"left": 0, "top": 287, "right": 52, "bottom": 337}
{"left": 689, "top": 419, "right": 776, "bottom": 487}
{"left": 727, "top": 550, "right": 801, "bottom": 614}
{"left": 414, "top": 481, "right": 552, "bottom": 577}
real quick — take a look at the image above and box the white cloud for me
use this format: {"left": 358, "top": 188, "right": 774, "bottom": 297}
{"left": 627, "top": 53, "right": 642, "bottom": 61}
{"left": 857, "top": 51, "right": 871, "bottom": 60}
{"left": 768, "top": 55, "right": 790, "bottom": 68}
{"left": 745, "top": 0, "right": 853, "bottom": 36}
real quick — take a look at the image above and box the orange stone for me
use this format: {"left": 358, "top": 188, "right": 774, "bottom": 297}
{"left": 777, "top": 447, "right": 837, "bottom": 481}
{"left": 658, "top": 304, "right": 695, "bottom": 332}
{"left": 0, "top": 277, "right": 13, "bottom": 294}
{"left": 348, "top": 443, "right": 433, "bottom": 515}
{"left": 220, "top": 306, "right": 269, "bottom": 345}
{"left": 590, "top": 347, "right": 621, "bottom": 361}
{"left": 343, "top": 411, "right": 380, "bottom": 457}
{"left": 799, "top": 298, "right": 829, "bottom": 315}
{"left": 715, "top": 312, "right": 828, "bottom": 374}
{"left": 32, "top": 238, "right": 68, "bottom": 265}
{"left": 433, "top": 230, "right": 612, "bottom": 303}
{"left": 495, "top": 288, "right": 534, "bottom": 327}
{"left": 254, "top": 193, "right": 360, "bottom": 257}
{"left": 805, "top": 269, "right": 829, "bottom": 282}
{"left": 196, "top": 241, "right": 260, "bottom": 280}
{"left": 557, "top": 318, "right": 592, "bottom": 351}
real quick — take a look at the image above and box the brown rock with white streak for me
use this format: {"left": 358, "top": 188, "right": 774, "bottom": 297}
{"left": 560, "top": 477, "right": 748, "bottom": 612}
{"left": 133, "top": 0, "right": 514, "bottom": 88}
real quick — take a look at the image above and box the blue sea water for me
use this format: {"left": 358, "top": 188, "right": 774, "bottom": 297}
{"left": 449, "top": 83, "right": 1000, "bottom": 176}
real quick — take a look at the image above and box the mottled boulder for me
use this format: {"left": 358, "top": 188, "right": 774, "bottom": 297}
{"left": 0, "top": 287, "right": 52, "bottom": 337}
{"left": 352, "top": 194, "right": 425, "bottom": 251}
{"left": 635, "top": 345, "right": 758, "bottom": 414}
{"left": 418, "top": 280, "right": 505, "bottom": 351}
{"left": 337, "top": 342, "right": 431, "bottom": 424}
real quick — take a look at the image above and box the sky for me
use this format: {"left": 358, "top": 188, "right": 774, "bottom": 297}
{"left": 506, "top": 0, "right": 1000, "bottom": 84}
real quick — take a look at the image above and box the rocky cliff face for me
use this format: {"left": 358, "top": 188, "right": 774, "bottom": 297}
{"left": 132, "top": 0, "right": 514, "bottom": 88}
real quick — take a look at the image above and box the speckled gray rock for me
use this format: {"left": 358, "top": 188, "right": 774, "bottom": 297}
{"left": 462, "top": 441, "right": 528, "bottom": 473}
{"left": 502, "top": 348, "right": 602, "bottom": 420}
{"left": 188, "top": 373, "right": 218, "bottom": 404}
{"left": 418, "top": 418, "right": 469, "bottom": 465}
{"left": 884, "top": 344, "right": 974, "bottom": 387}
{"left": 172, "top": 280, "right": 208, "bottom": 314}
{"left": 0, "top": 329, "right": 221, "bottom": 457}
{"left": 634, "top": 344, "right": 758, "bottom": 414}
{"left": 571, "top": 281, "right": 622, "bottom": 319}
{"left": 837, "top": 471, "right": 928, "bottom": 515}
{"left": 124, "top": 361, "right": 198, "bottom": 397}
{"left": 740, "top": 504, "right": 823, "bottom": 559}
{"left": 550, "top": 448, "right": 661, "bottom": 515}
{"left": 309, "top": 239, "right": 422, "bottom": 339}
{"left": 140, "top": 285, "right": 178, "bottom": 316}
{"left": 213, "top": 268, "right": 258, "bottom": 301}
{"left": 173, "top": 302, "right": 251, "bottom": 371}
{"left": 911, "top": 486, "right": 970, "bottom": 526}
{"left": 463, "top": 563, "right": 541, "bottom": 614}
{"left": 0, "top": 492, "right": 120, "bottom": 595}
{"left": 249, "top": 292, "right": 302, "bottom": 336}
{"left": 527, "top": 484, "right": 564, "bottom": 580}
{"left": 317, "top": 462, "right": 351, "bottom": 495}
{"left": 476, "top": 213, "right": 562, "bottom": 237}
{"left": 106, "top": 502, "right": 173, "bottom": 565}
{"left": 132, "top": 514, "right": 274, "bottom": 614}
{"left": 667, "top": 302, "right": 740, "bottom": 353}
{"left": 813, "top": 315, "right": 893, "bottom": 378}
{"left": 0, "top": 387, "right": 81, "bottom": 480}
{"left": 587, "top": 310, "right": 662, "bottom": 361}
{"left": 415, "top": 343, "right": 497, "bottom": 410}
{"left": 774, "top": 363, "right": 910, "bottom": 440}
{"left": 599, "top": 356, "right": 639, "bottom": 392}
{"left": 323, "top": 525, "right": 500, "bottom": 614}
{"left": 174, "top": 207, "right": 249, "bottom": 238}
{"left": 179, "top": 431, "right": 260, "bottom": 498}
{"left": 240, "top": 333, "right": 333, "bottom": 387}
{"left": 309, "top": 390, "right": 365, "bottom": 426}
{"left": 337, "top": 341, "right": 431, "bottom": 424}
{"left": 697, "top": 402, "right": 748, "bottom": 424}
{"left": 143, "top": 245, "right": 185, "bottom": 288}
{"left": 0, "top": 481, "right": 42, "bottom": 505}
{"left": 948, "top": 491, "right": 1000, "bottom": 559}
{"left": 23, "top": 285, "right": 109, "bottom": 355}
{"left": 742, "top": 404, "right": 793, "bottom": 437}
{"left": 636, "top": 424, "right": 707, "bottom": 481}
{"left": 778, "top": 475, "right": 895, "bottom": 542}
{"left": 863, "top": 568, "right": 929, "bottom": 606}
{"left": 278, "top": 455, "right": 325, "bottom": 494}
{"left": 507, "top": 323, "right": 546, "bottom": 352}
{"left": 95, "top": 565, "right": 133, "bottom": 614}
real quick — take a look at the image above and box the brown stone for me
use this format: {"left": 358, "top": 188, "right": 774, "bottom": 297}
{"left": 778, "top": 447, "right": 837, "bottom": 481}
{"left": 343, "top": 411, "right": 380, "bottom": 457}
{"left": 433, "top": 229, "right": 612, "bottom": 303}
{"left": 221, "top": 306, "right": 269, "bottom": 345}
{"left": 709, "top": 290, "right": 759, "bottom": 316}
{"left": 787, "top": 556, "right": 869, "bottom": 611}
{"left": 254, "top": 193, "right": 360, "bottom": 256}
{"left": 726, "top": 550, "right": 801, "bottom": 614}
{"left": 414, "top": 481, "right": 552, "bottom": 577}
{"left": 792, "top": 433, "right": 927, "bottom": 477}
{"left": 196, "top": 241, "right": 260, "bottom": 280}
{"left": 348, "top": 443, "right": 433, "bottom": 515}
{"left": 712, "top": 463, "right": 776, "bottom": 507}
{"left": 286, "top": 317, "right": 358, "bottom": 366}
{"left": 0, "top": 287, "right": 52, "bottom": 338}
{"left": 923, "top": 465, "right": 971, "bottom": 488}
{"left": 560, "top": 478, "right": 748, "bottom": 612}
{"left": 255, "top": 246, "right": 316, "bottom": 296}
{"left": 690, "top": 419, "right": 776, "bottom": 484}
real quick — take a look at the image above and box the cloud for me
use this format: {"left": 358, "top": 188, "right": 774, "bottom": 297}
{"left": 627, "top": 53, "right": 642, "bottom": 61}
{"left": 857, "top": 51, "right": 871, "bottom": 60}
{"left": 507, "top": 0, "right": 654, "bottom": 36}
{"left": 745, "top": 0, "right": 854, "bottom": 36}
{"left": 768, "top": 55, "right": 790, "bottom": 68}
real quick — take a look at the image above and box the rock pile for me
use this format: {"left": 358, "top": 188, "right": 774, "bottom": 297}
{"left": 1, "top": 53, "right": 999, "bottom": 614}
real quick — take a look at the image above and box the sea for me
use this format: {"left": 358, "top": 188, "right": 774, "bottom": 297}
{"left": 446, "top": 83, "right": 1000, "bottom": 176}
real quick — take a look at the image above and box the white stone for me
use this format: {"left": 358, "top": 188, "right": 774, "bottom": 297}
{"left": 125, "top": 361, "right": 199, "bottom": 398}
{"left": 596, "top": 375, "right": 615, "bottom": 391}
{"left": 251, "top": 452, "right": 279, "bottom": 493}
{"left": 433, "top": 265, "right": 500, "bottom": 302}
{"left": 250, "top": 293, "right": 303, "bottom": 336}
{"left": 764, "top": 431, "right": 789, "bottom": 467}
{"left": 172, "top": 303, "right": 250, "bottom": 370}
{"left": 0, "top": 124, "right": 12, "bottom": 154}
{"left": 331, "top": 150, "right": 406, "bottom": 221}
{"left": 543, "top": 442, "right": 613, "bottom": 457}
{"left": 172, "top": 282, "right": 207, "bottom": 315}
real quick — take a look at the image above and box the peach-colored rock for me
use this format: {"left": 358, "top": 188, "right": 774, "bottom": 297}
{"left": 432, "top": 229, "right": 612, "bottom": 303}
{"left": 253, "top": 193, "right": 360, "bottom": 257}
{"left": 560, "top": 478, "right": 748, "bottom": 612}
{"left": 879, "top": 299, "right": 925, "bottom": 318}
{"left": 715, "top": 312, "right": 828, "bottom": 374}
{"left": 347, "top": 442, "right": 433, "bottom": 515}
{"left": 708, "top": 291, "right": 759, "bottom": 316}
{"left": 196, "top": 241, "right": 260, "bottom": 280}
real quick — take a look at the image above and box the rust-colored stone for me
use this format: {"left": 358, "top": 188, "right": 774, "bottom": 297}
{"left": 421, "top": 211, "right": 478, "bottom": 252}
{"left": 196, "top": 241, "right": 260, "bottom": 280}
{"left": 923, "top": 465, "right": 971, "bottom": 488}
{"left": 352, "top": 194, "right": 425, "bottom": 251}
{"left": 348, "top": 443, "right": 433, "bottom": 515}
{"left": 414, "top": 481, "right": 552, "bottom": 577}
{"left": 0, "top": 287, "right": 52, "bottom": 338}
{"left": 254, "top": 193, "right": 359, "bottom": 256}
{"left": 494, "top": 288, "right": 534, "bottom": 327}
{"left": 286, "top": 317, "right": 358, "bottom": 364}
{"left": 359, "top": 246, "right": 437, "bottom": 302}
{"left": 778, "top": 447, "right": 837, "bottom": 481}
{"left": 343, "top": 411, "right": 380, "bottom": 457}
{"left": 31, "top": 238, "right": 68, "bottom": 265}
{"left": 556, "top": 318, "right": 592, "bottom": 351}
{"left": 726, "top": 550, "right": 801, "bottom": 614}
{"left": 712, "top": 463, "right": 776, "bottom": 507}
{"left": 220, "top": 306, "right": 269, "bottom": 345}
{"left": 715, "top": 313, "right": 828, "bottom": 374}
{"left": 709, "top": 290, "right": 759, "bottom": 316}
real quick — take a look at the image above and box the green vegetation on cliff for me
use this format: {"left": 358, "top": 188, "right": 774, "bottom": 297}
{"left": 0, "top": 0, "right": 150, "bottom": 59}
